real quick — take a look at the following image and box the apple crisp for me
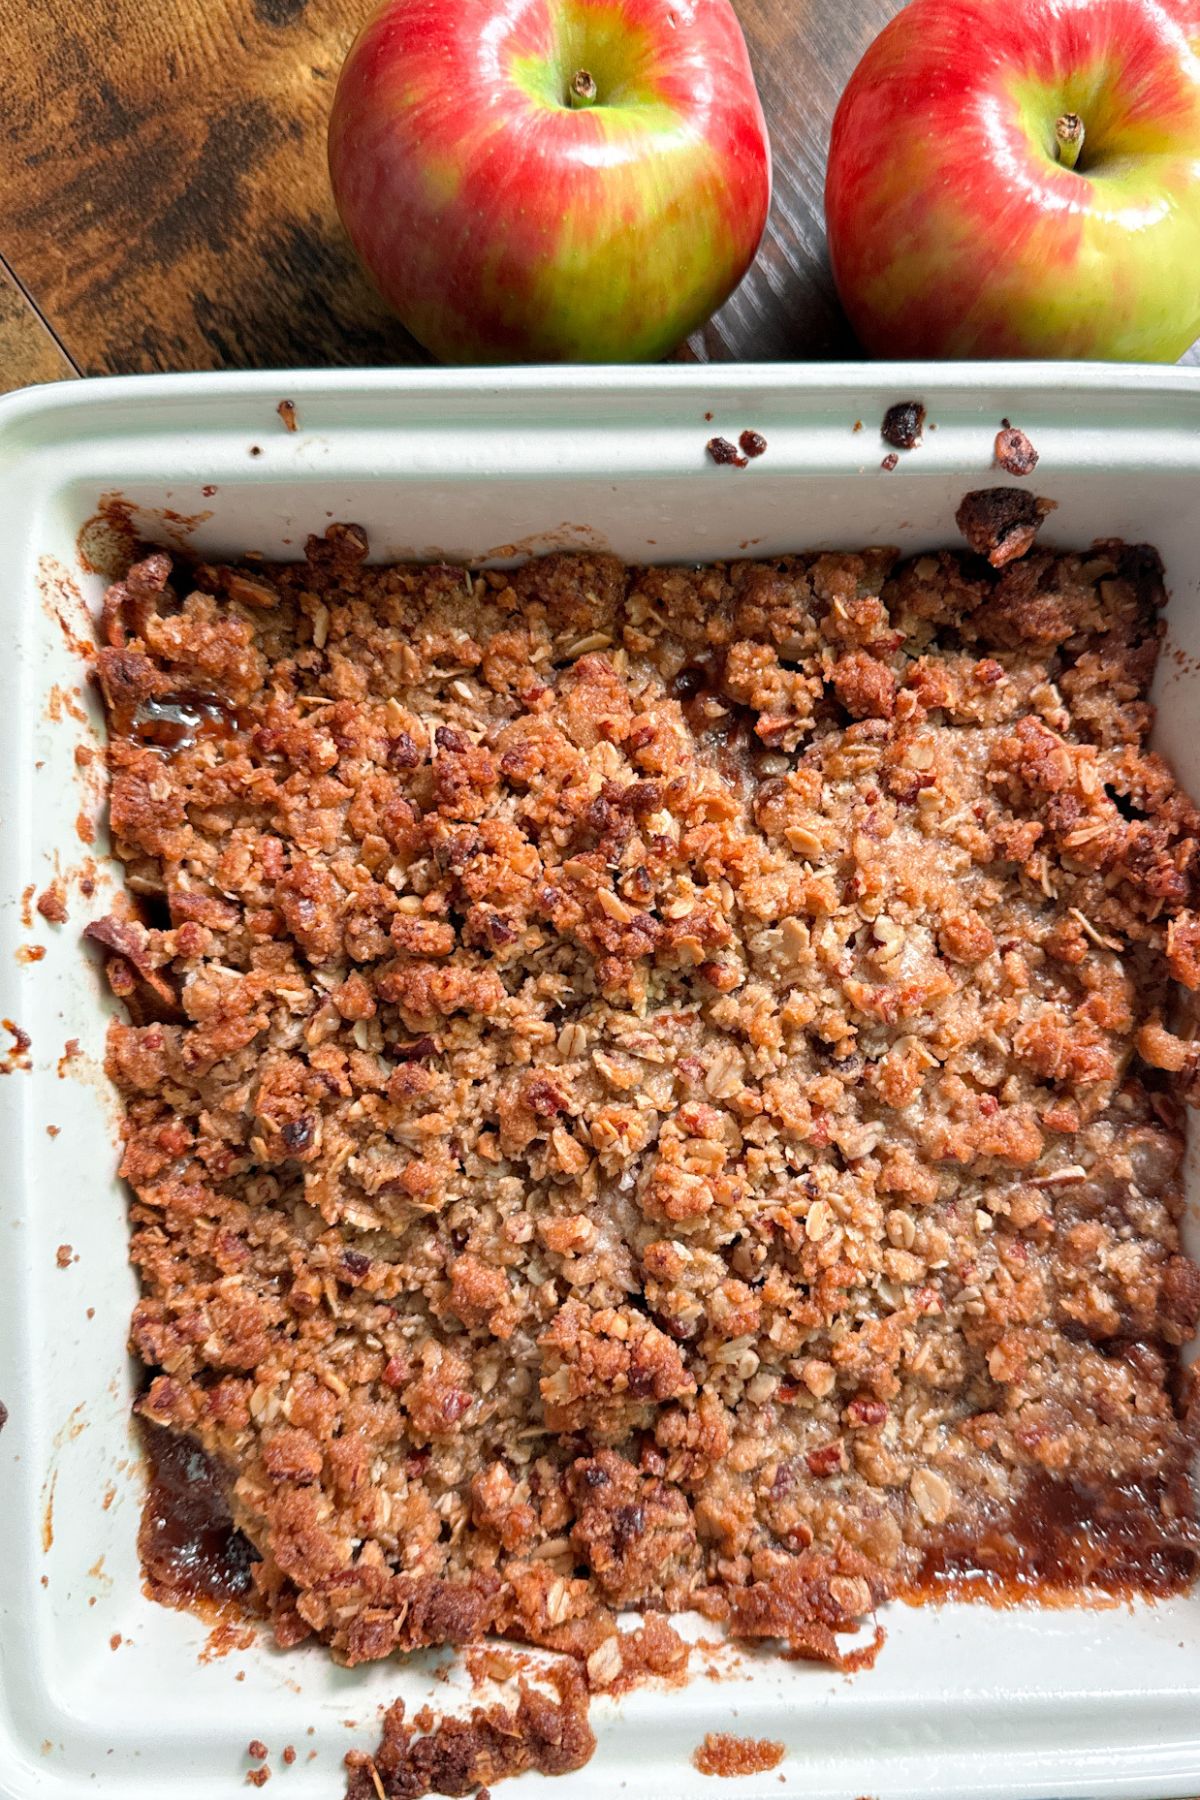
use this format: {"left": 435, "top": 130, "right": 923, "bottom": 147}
{"left": 93, "top": 528, "right": 1199, "bottom": 1708}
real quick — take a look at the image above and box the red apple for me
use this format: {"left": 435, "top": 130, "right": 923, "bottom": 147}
{"left": 328, "top": 0, "right": 771, "bottom": 364}
{"left": 825, "top": 0, "right": 1200, "bottom": 360}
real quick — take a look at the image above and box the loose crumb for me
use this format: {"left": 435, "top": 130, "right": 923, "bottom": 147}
{"left": 707, "top": 436, "right": 747, "bottom": 468}
{"left": 277, "top": 400, "right": 299, "bottom": 433}
{"left": 246, "top": 1771, "right": 270, "bottom": 1788}
{"left": 109, "top": 1632, "right": 121, "bottom": 1650}
{"left": 994, "top": 422, "right": 1040, "bottom": 477}
{"left": 46, "top": 1125, "right": 60, "bottom": 1138}
{"left": 693, "top": 1734, "right": 786, "bottom": 1777}
{"left": 955, "top": 486, "right": 1052, "bottom": 567}
{"left": 249, "top": 446, "right": 263, "bottom": 458}
{"left": 281, "top": 1746, "right": 296, "bottom": 1766}
{"left": 248, "top": 1741, "right": 268, "bottom": 1761}
{"left": 345, "top": 1667, "right": 593, "bottom": 1800}
{"left": 55, "top": 1244, "right": 73, "bottom": 1269}
{"left": 880, "top": 452, "right": 899, "bottom": 471}
{"left": 0, "top": 1020, "right": 31, "bottom": 1073}
{"left": 36, "top": 884, "right": 69, "bottom": 925}
{"left": 738, "top": 430, "right": 768, "bottom": 460}
{"left": 881, "top": 400, "right": 925, "bottom": 450}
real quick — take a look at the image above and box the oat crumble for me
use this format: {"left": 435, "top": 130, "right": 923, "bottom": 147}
{"left": 91, "top": 529, "right": 1200, "bottom": 1769}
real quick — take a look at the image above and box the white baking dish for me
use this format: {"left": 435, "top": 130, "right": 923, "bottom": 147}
{"left": 0, "top": 364, "right": 1197, "bottom": 1800}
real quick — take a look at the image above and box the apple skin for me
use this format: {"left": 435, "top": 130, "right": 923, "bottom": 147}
{"left": 329, "top": 0, "right": 771, "bottom": 364}
{"left": 825, "top": 0, "right": 1200, "bottom": 360}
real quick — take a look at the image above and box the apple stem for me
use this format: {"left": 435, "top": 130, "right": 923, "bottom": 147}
{"left": 568, "top": 68, "right": 598, "bottom": 108}
{"left": 1055, "top": 112, "right": 1085, "bottom": 172}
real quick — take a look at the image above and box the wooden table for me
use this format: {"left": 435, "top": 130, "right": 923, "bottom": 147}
{"left": 0, "top": 0, "right": 1195, "bottom": 394}
{"left": 0, "top": 0, "right": 915, "bottom": 392}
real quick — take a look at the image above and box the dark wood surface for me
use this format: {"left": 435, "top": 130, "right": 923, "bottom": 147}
{"left": 0, "top": 0, "right": 906, "bottom": 393}
{"left": 0, "top": 0, "right": 1194, "bottom": 394}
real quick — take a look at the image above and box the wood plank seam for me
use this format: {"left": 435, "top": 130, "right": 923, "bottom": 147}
{"left": 0, "top": 248, "right": 82, "bottom": 380}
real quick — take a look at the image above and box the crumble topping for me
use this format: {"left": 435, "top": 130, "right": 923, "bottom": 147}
{"left": 91, "top": 531, "right": 1199, "bottom": 1731}
{"left": 693, "top": 1733, "right": 786, "bottom": 1777}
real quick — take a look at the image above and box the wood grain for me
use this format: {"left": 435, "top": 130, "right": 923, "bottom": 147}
{"left": 0, "top": 258, "right": 77, "bottom": 392}
{"left": 683, "top": 0, "right": 903, "bottom": 362}
{"left": 0, "top": 0, "right": 902, "bottom": 376}
{"left": 0, "top": 0, "right": 1193, "bottom": 377}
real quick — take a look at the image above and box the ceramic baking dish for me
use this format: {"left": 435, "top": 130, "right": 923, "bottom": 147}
{"left": 0, "top": 364, "right": 1197, "bottom": 1800}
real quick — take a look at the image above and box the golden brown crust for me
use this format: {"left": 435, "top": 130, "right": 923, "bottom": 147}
{"left": 94, "top": 534, "right": 1197, "bottom": 1742}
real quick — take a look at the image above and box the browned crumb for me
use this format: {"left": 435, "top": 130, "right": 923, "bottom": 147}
{"left": 0, "top": 1020, "right": 31, "bottom": 1073}
{"left": 739, "top": 430, "right": 768, "bottom": 460}
{"left": 282, "top": 1746, "right": 296, "bottom": 1766}
{"left": 852, "top": 420, "right": 863, "bottom": 432}
{"left": 55, "top": 1244, "right": 73, "bottom": 1269}
{"left": 16, "top": 945, "right": 46, "bottom": 964}
{"left": 994, "top": 423, "right": 1040, "bottom": 478}
{"left": 277, "top": 401, "right": 299, "bottom": 434}
{"left": 344, "top": 1665, "right": 594, "bottom": 1800}
{"left": 247, "top": 1740, "right": 268, "bottom": 1761}
{"left": 46, "top": 1125, "right": 60, "bottom": 1138}
{"left": 704, "top": 411, "right": 714, "bottom": 422}
{"left": 246, "top": 1771, "right": 270, "bottom": 1789}
{"left": 955, "top": 486, "right": 1052, "bottom": 567}
{"left": 707, "top": 436, "right": 747, "bottom": 468}
{"left": 693, "top": 1734, "right": 786, "bottom": 1777}
{"left": 109, "top": 1632, "right": 121, "bottom": 1650}
{"left": 880, "top": 452, "right": 899, "bottom": 472}
{"left": 249, "top": 446, "right": 263, "bottom": 458}
{"left": 36, "top": 884, "right": 69, "bottom": 925}
{"left": 881, "top": 400, "right": 925, "bottom": 450}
